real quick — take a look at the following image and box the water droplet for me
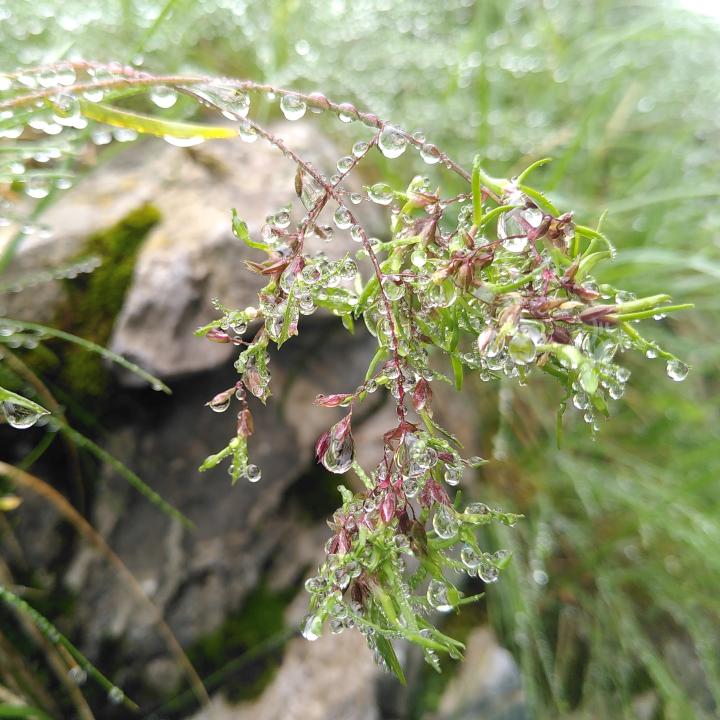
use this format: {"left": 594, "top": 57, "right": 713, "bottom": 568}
{"left": 246, "top": 464, "right": 262, "bottom": 482}
{"left": 352, "top": 140, "right": 369, "bottom": 157}
{"left": 368, "top": 183, "right": 394, "bottom": 205}
{"left": 150, "top": 86, "right": 178, "bottom": 109}
{"left": 107, "top": 686, "right": 125, "bottom": 705}
{"left": 83, "top": 86, "right": 105, "bottom": 103}
{"left": 426, "top": 579, "right": 453, "bottom": 612}
{"left": 666, "top": 359, "right": 689, "bottom": 382}
{"left": 532, "top": 569, "right": 549, "bottom": 586}
{"left": 25, "top": 177, "right": 50, "bottom": 199}
{"left": 461, "top": 544, "right": 482, "bottom": 568}
{"left": 336, "top": 155, "right": 353, "bottom": 173}
{"left": 38, "top": 68, "right": 59, "bottom": 88}
{"left": 378, "top": 125, "right": 407, "bottom": 159}
{"left": 337, "top": 103, "right": 355, "bottom": 122}
{"left": 432, "top": 505, "right": 458, "bottom": 539}
{"left": 68, "top": 666, "right": 87, "bottom": 685}
{"left": 350, "top": 224, "right": 364, "bottom": 243}
{"left": 333, "top": 206, "right": 352, "bottom": 230}
{"left": 382, "top": 278, "right": 404, "bottom": 301}
{"left": 55, "top": 64, "right": 76, "bottom": 86}
{"left": 508, "top": 333, "right": 536, "bottom": 365}
{"left": 478, "top": 562, "right": 499, "bottom": 584}
{"left": 465, "top": 502, "right": 490, "bottom": 516}
{"left": 280, "top": 94, "right": 307, "bottom": 121}
{"left": 444, "top": 465, "right": 462, "bottom": 486}
{"left": 420, "top": 143, "right": 441, "bottom": 164}
{"left": 163, "top": 135, "right": 203, "bottom": 147}
{"left": 322, "top": 435, "right": 354, "bottom": 474}
{"left": 51, "top": 94, "right": 81, "bottom": 126}
{"left": 92, "top": 128, "right": 112, "bottom": 145}
{"left": 238, "top": 119, "right": 258, "bottom": 143}
{"left": 302, "top": 613, "right": 323, "bottom": 641}
{"left": 1, "top": 401, "right": 48, "bottom": 430}
{"left": 301, "top": 265, "right": 322, "bottom": 284}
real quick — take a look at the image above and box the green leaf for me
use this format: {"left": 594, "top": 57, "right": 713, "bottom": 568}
{"left": 0, "top": 318, "right": 171, "bottom": 393}
{"left": 375, "top": 635, "right": 407, "bottom": 686}
{"left": 517, "top": 183, "right": 559, "bottom": 215}
{"left": 450, "top": 353, "right": 464, "bottom": 391}
{"left": 79, "top": 101, "right": 238, "bottom": 140}
{"left": 517, "top": 157, "right": 552, "bottom": 183}
{"left": 0, "top": 706, "right": 53, "bottom": 719}
{"left": 0, "top": 387, "right": 50, "bottom": 418}
{"left": 232, "top": 208, "right": 271, "bottom": 251}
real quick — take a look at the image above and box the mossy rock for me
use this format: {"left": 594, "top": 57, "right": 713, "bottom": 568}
{"left": 186, "top": 583, "right": 296, "bottom": 704}
{"left": 24, "top": 204, "right": 160, "bottom": 407}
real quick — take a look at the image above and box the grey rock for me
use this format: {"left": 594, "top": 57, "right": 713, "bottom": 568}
{"left": 1, "top": 123, "right": 384, "bottom": 378}
{"left": 63, "top": 322, "right": 379, "bottom": 695}
{"left": 437, "top": 627, "right": 526, "bottom": 720}
{"left": 189, "top": 631, "right": 380, "bottom": 720}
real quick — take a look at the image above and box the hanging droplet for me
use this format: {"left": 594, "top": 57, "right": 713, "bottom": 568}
{"left": 336, "top": 155, "right": 354, "bottom": 173}
{"left": 420, "top": 143, "right": 441, "bottom": 165}
{"left": 238, "top": 119, "right": 258, "bottom": 143}
{"left": 163, "top": 135, "right": 203, "bottom": 147}
{"left": 426, "top": 579, "right": 453, "bottom": 612}
{"left": 302, "top": 613, "right": 323, "bottom": 641}
{"left": 465, "top": 502, "right": 490, "bottom": 516}
{"left": 333, "top": 206, "right": 352, "bottom": 230}
{"left": 68, "top": 665, "right": 88, "bottom": 685}
{"left": 38, "top": 67, "right": 59, "bottom": 88}
{"left": 378, "top": 125, "right": 407, "bottom": 159}
{"left": 280, "top": 94, "right": 307, "bottom": 121}
{"left": 55, "top": 63, "right": 76, "bottom": 86}
{"left": 368, "top": 183, "right": 394, "bottom": 205}
{"left": 382, "top": 278, "right": 404, "bottom": 301}
{"left": 666, "top": 359, "right": 689, "bottom": 382}
{"left": 150, "top": 86, "right": 178, "bottom": 109}
{"left": 352, "top": 140, "right": 369, "bottom": 157}
{"left": 2, "top": 401, "right": 49, "bottom": 429}
{"left": 246, "top": 464, "right": 262, "bottom": 482}
{"left": 83, "top": 86, "right": 105, "bottom": 102}
{"left": 478, "top": 561, "right": 499, "bottom": 584}
{"left": 508, "top": 333, "right": 536, "bottom": 365}
{"left": 322, "top": 435, "right": 354, "bottom": 474}
{"left": 337, "top": 103, "right": 356, "bottom": 123}
{"left": 432, "top": 505, "right": 458, "bottom": 539}
{"left": 107, "top": 686, "right": 125, "bottom": 705}
{"left": 460, "top": 544, "right": 482, "bottom": 569}
{"left": 25, "top": 177, "right": 50, "bottom": 199}
{"left": 444, "top": 465, "right": 462, "bottom": 486}
{"left": 51, "top": 94, "right": 81, "bottom": 126}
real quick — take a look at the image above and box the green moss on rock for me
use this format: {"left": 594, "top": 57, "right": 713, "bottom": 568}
{"left": 27, "top": 204, "right": 160, "bottom": 405}
{"left": 187, "top": 583, "right": 296, "bottom": 703}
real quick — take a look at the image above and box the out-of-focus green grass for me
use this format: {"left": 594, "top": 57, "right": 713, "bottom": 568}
{"left": 3, "top": 0, "right": 719, "bottom": 716}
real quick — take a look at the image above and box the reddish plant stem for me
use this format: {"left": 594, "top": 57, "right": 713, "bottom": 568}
{"left": 0, "top": 63, "right": 475, "bottom": 187}
{"left": 245, "top": 118, "right": 408, "bottom": 423}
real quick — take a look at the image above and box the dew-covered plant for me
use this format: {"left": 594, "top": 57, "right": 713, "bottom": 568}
{"left": 0, "top": 61, "right": 692, "bottom": 684}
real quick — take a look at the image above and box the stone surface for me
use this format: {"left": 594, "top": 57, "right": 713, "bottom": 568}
{"left": 437, "top": 627, "right": 526, "bottom": 720}
{"left": 190, "top": 632, "right": 380, "bottom": 720}
{"left": 62, "top": 321, "right": 378, "bottom": 697}
{"left": 0, "top": 123, "right": 383, "bottom": 379}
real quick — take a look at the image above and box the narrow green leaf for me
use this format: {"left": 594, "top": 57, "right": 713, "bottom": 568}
{"left": 79, "top": 100, "right": 238, "bottom": 140}
{"left": 0, "top": 319, "right": 171, "bottom": 393}
{"left": 375, "top": 635, "right": 407, "bottom": 686}
{"left": 0, "top": 387, "right": 50, "bottom": 417}
{"left": 450, "top": 353, "right": 464, "bottom": 391}
{"left": 517, "top": 157, "right": 552, "bottom": 184}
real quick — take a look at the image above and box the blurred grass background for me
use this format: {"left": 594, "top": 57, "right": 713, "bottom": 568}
{"left": 2, "top": 0, "right": 719, "bottom": 717}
